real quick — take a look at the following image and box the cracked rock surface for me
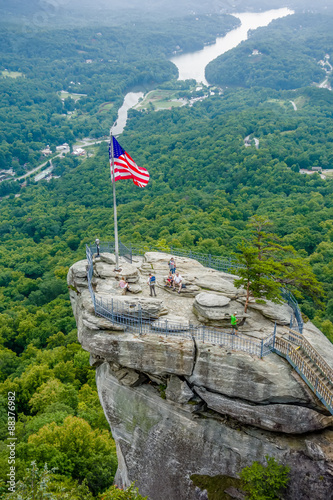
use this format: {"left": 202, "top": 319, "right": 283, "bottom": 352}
{"left": 68, "top": 251, "right": 333, "bottom": 500}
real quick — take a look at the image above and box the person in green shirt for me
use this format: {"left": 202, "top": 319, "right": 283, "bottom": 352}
{"left": 230, "top": 312, "right": 238, "bottom": 335}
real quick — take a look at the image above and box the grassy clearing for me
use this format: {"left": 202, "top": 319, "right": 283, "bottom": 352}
{"left": 98, "top": 102, "right": 114, "bottom": 114}
{"left": 266, "top": 98, "right": 291, "bottom": 110}
{"left": 135, "top": 90, "right": 186, "bottom": 111}
{"left": 59, "top": 91, "right": 87, "bottom": 101}
{"left": 293, "top": 95, "right": 308, "bottom": 108}
{"left": 2, "top": 70, "right": 23, "bottom": 78}
{"left": 323, "top": 169, "right": 333, "bottom": 178}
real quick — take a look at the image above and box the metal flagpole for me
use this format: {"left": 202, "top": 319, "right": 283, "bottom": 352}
{"left": 110, "top": 129, "right": 120, "bottom": 271}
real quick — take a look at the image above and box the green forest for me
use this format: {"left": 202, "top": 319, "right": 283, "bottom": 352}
{"left": 0, "top": 14, "right": 237, "bottom": 175}
{"left": 206, "top": 13, "right": 333, "bottom": 90}
{"left": 1, "top": 6, "right": 333, "bottom": 499}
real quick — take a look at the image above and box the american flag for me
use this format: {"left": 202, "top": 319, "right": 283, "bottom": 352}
{"left": 109, "top": 136, "right": 149, "bottom": 188}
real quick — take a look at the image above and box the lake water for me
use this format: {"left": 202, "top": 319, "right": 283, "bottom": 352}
{"left": 113, "top": 8, "right": 294, "bottom": 134}
{"left": 170, "top": 8, "right": 294, "bottom": 84}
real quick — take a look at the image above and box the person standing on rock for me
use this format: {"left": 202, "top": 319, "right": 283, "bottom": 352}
{"left": 148, "top": 273, "right": 157, "bottom": 297}
{"left": 230, "top": 312, "right": 239, "bottom": 335}
{"left": 168, "top": 257, "right": 176, "bottom": 275}
{"left": 94, "top": 238, "right": 100, "bottom": 260}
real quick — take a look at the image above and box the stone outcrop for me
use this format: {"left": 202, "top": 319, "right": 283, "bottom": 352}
{"left": 187, "top": 343, "right": 314, "bottom": 405}
{"left": 194, "top": 386, "right": 333, "bottom": 434}
{"left": 68, "top": 252, "right": 333, "bottom": 500}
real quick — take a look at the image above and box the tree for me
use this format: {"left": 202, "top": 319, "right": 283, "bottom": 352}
{"left": 3, "top": 461, "right": 57, "bottom": 500}
{"left": 100, "top": 483, "right": 148, "bottom": 500}
{"left": 28, "top": 379, "right": 78, "bottom": 414}
{"left": 234, "top": 216, "right": 324, "bottom": 313}
{"left": 3, "top": 461, "right": 94, "bottom": 500}
{"left": 27, "top": 416, "right": 117, "bottom": 494}
{"left": 239, "top": 455, "right": 290, "bottom": 500}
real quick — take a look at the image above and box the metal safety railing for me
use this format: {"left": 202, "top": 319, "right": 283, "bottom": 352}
{"left": 273, "top": 335, "right": 333, "bottom": 415}
{"left": 131, "top": 244, "right": 242, "bottom": 274}
{"left": 285, "top": 329, "right": 333, "bottom": 384}
{"left": 88, "top": 241, "right": 304, "bottom": 334}
{"left": 281, "top": 288, "right": 304, "bottom": 334}
{"left": 130, "top": 242, "right": 303, "bottom": 334}
{"left": 89, "top": 240, "right": 132, "bottom": 263}
{"left": 85, "top": 243, "right": 333, "bottom": 412}
{"left": 85, "top": 244, "right": 276, "bottom": 358}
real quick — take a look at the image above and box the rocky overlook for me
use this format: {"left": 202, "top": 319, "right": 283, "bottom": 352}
{"left": 68, "top": 251, "right": 333, "bottom": 500}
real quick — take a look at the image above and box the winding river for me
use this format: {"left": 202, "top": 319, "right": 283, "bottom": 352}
{"left": 113, "top": 8, "right": 294, "bottom": 134}
{"left": 111, "top": 92, "right": 144, "bottom": 136}
{"left": 171, "top": 8, "right": 293, "bottom": 84}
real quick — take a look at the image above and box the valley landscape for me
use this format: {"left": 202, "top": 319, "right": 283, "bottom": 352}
{"left": 0, "top": 1, "right": 333, "bottom": 499}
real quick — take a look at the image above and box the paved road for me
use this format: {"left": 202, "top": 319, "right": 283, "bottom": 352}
{"left": 17, "top": 153, "right": 62, "bottom": 181}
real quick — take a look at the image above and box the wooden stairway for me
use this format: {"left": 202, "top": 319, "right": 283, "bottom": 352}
{"left": 273, "top": 329, "right": 333, "bottom": 415}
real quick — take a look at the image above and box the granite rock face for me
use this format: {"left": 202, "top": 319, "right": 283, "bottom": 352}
{"left": 68, "top": 252, "right": 333, "bottom": 500}
{"left": 194, "top": 386, "right": 333, "bottom": 434}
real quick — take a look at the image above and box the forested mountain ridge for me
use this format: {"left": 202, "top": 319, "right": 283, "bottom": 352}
{"left": 1, "top": 0, "right": 332, "bottom": 27}
{"left": 0, "top": 14, "right": 237, "bottom": 178}
{"left": 206, "top": 13, "right": 333, "bottom": 89}
{"left": 1, "top": 6, "right": 333, "bottom": 498}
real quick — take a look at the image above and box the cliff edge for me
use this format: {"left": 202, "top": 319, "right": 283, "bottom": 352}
{"left": 68, "top": 251, "right": 333, "bottom": 500}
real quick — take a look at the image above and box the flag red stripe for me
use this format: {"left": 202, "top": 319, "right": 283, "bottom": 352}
{"left": 109, "top": 144, "right": 149, "bottom": 187}
{"left": 115, "top": 153, "right": 149, "bottom": 179}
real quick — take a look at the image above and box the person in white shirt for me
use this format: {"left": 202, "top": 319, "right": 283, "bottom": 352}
{"left": 173, "top": 272, "right": 183, "bottom": 294}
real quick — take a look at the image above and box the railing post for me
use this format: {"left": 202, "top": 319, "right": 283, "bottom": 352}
{"left": 314, "top": 378, "right": 319, "bottom": 392}
{"left": 260, "top": 339, "right": 264, "bottom": 358}
{"left": 139, "top": 304, "right": 143, "bottom": 336}
{"left": 165, "top": 320, "right": 168, "bottom": 337}
{"left": 273, "top": 322, "right": 276, "bottom": 350}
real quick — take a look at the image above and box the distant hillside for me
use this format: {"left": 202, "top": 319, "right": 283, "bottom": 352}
{"left": 0, "top": 0, "right": 239, "bottom": 27}
{"left": 1, "top": 0, "right": 332, "bottom": 28}
{"left": 205, "top": 13, "right": 333, "bottom": 90}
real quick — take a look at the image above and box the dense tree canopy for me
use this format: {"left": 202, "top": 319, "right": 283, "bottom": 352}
{"left": 1, "top": 7, "right": 333, "bottom": 498}
{"left": 206, "top": 13, "right": 333, "bottom": 90}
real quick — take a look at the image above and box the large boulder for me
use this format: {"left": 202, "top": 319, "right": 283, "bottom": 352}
{"left": 95, "top": 261, "right": 140, "bottom": 283}
{"left": 192, "top": 271, "right": 245, "bottom": 298}
{"left": 165, "top": 375, "right": 194, "bottom": 404}
{"left": 238, "top": 298, "right": 293, "bottom": 325}
{"left": 79, "top": 322, "right": 195, "bottom": 377}
{"left": 67, "top": 259, "right": 89, "bottom": 290}
{"left": 187, "top": 342, "right": 315, "bottom": 405}
{"left": 195, "top": 292, "right": 231, "bottom": 308}
{"left": 144, "top": 252, "right": 205, "bottom": 274}
{"left": 193, "top": 292, "right": 233, "bottom": 323}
